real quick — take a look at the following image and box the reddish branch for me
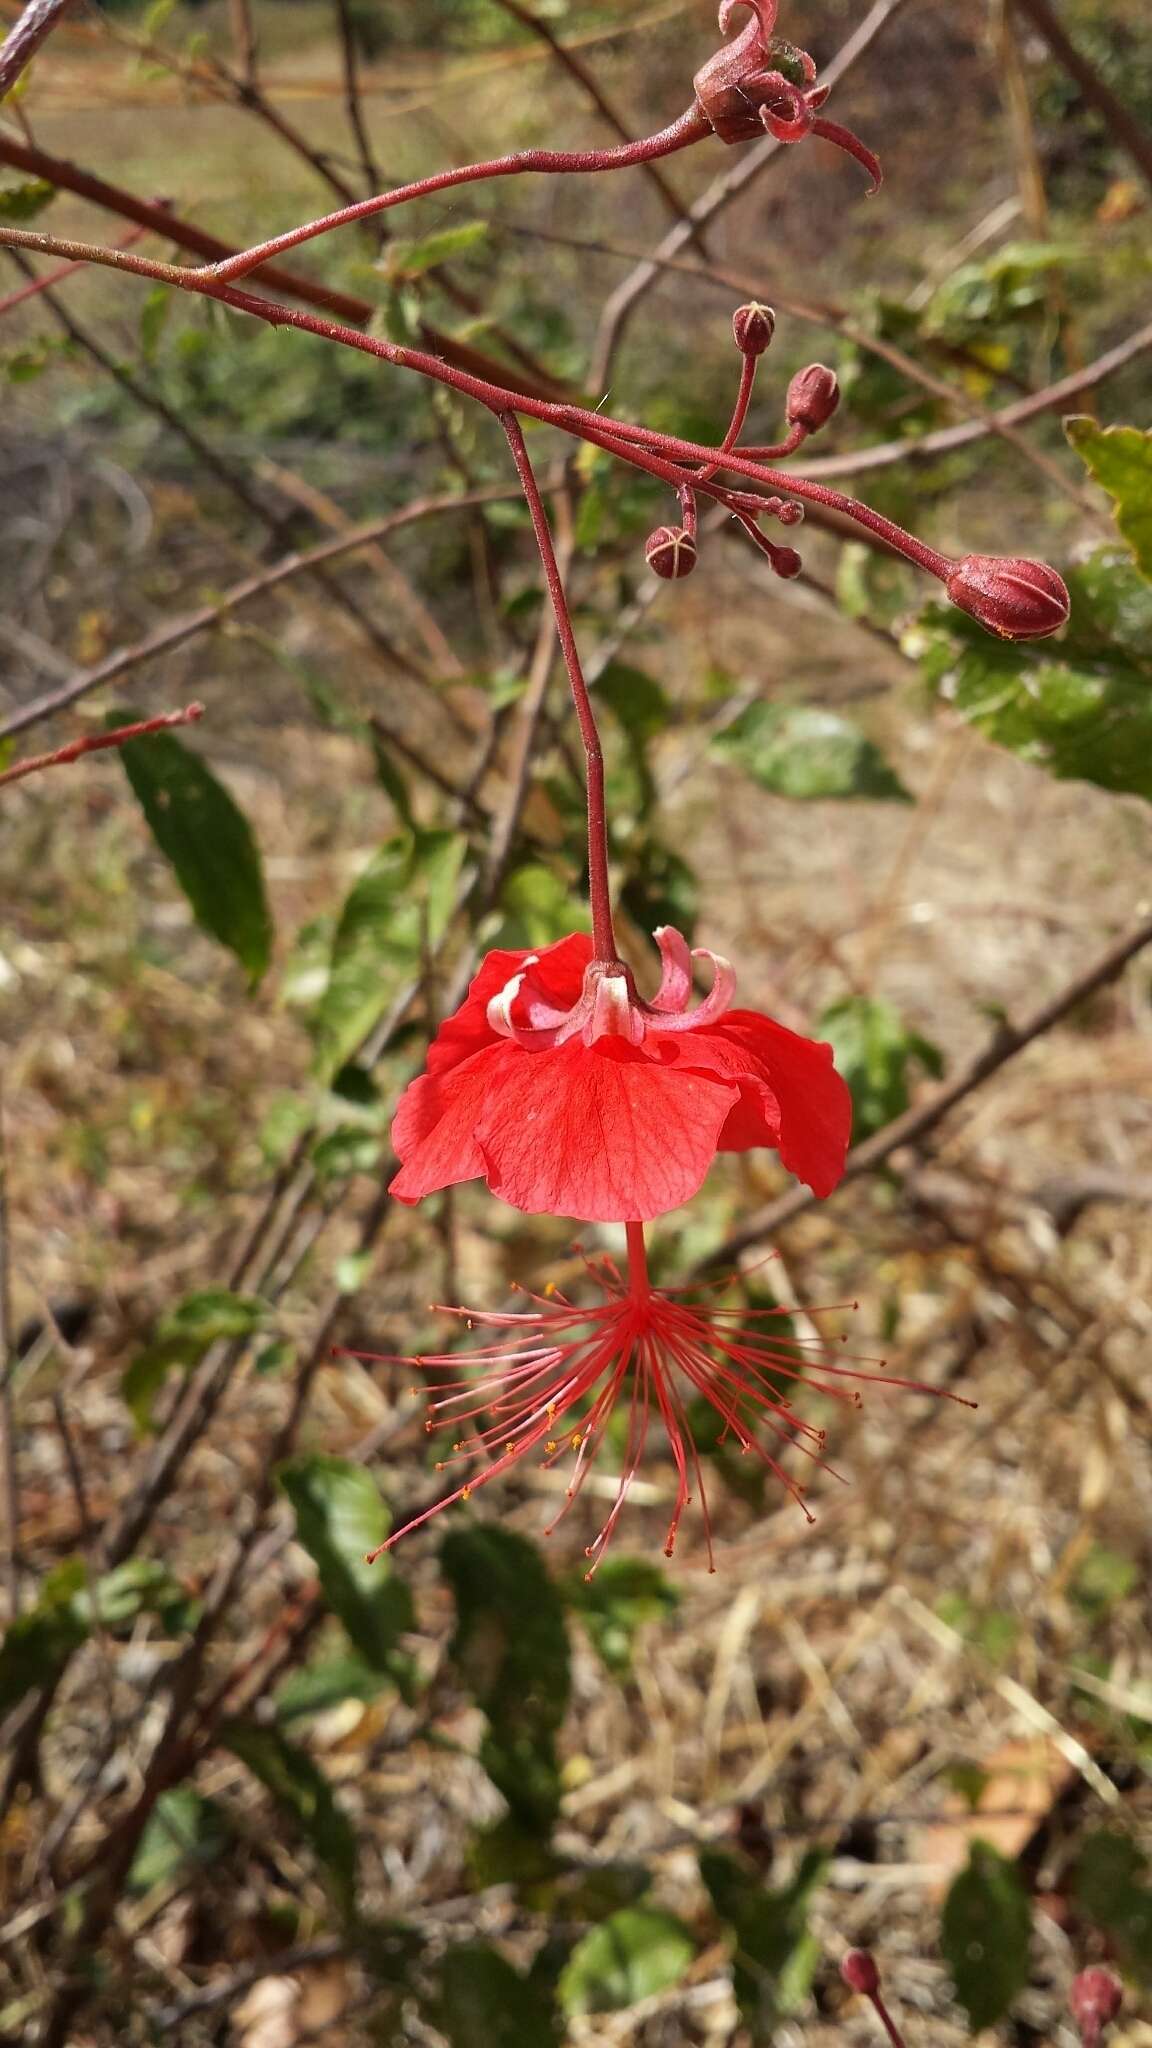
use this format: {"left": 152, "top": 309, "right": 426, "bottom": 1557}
{"left": 0, "top": 0, "right": 75, "bottom": 99}
{"left": 0, "top": 705, "right": 205, "bottom": 790}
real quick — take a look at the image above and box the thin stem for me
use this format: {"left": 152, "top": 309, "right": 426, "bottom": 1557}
{"left": 697, "top": 351, "right": 758, "bottom": 483}
{"left": 0, "top": 704, "right": 204, "bottom": 791}
{"left": 206, "top": 107, "right": 710, "bottom": 283}
{"left": 500, "top": 415, "right": 617, "bottom": 963}
{"left": 868, "top": 1988, "right": 908, "bottom": 2048}
{"left": 333, "top": 0, "right": 380, "bottom": 193}
{"left": 626, "top": 1221, "right": 651, "bottom": 1297}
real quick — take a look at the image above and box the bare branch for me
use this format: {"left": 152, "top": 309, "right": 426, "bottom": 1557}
{"left": 0, "top": 0, "right": 75, "bottom": 101}
{"left": 1011, "top": 0, "right": 1152, "bottom": 189}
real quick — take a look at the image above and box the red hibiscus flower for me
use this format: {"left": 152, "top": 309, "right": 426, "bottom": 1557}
{"left": 389, "top": 926, "right": 851, "bottom": 1222}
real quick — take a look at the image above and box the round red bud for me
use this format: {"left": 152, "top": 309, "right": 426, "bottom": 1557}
{"left": 645, "top": 525, "right": 698, "bottom": 580}
{"left": 1070, "top": 1967, "right": 1122, "bottom": 2045}
{"left": 840, "top": 1950, "right": 881, "bottom": 1996}
{"left": 732, "top": 301, "right": 776, "bottom": 357}
{"left": 786, "top": 362, "right": 840, "bottom": 433}
{"left": 771, "top": 545, "right": 802, "bottom": 579}
{"left": 946, "top": 554, "right": 1070, "bottom": 641}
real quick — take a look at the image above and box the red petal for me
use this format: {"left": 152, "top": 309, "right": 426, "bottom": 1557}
{"left": 705, "top": 1010, "right": 852, "bottom": 1196}
{"left": 424, "top": 931, "right": 592, "bottom": 1079}
{"left": 475, "top": 1039, "right": 740, "bottom": 1221}
{"left": 389, "top": 1049, "right": 499, "bottom": 1202}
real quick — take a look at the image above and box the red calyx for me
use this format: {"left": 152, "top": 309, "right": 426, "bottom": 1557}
{"left": 1070, "top": 1968, "right": 1123, "bottom": 2048}
{"left": 840, "top": 1950, "right": 881, "bottom": 1997}
{"left": 946, "top": 554, "right": 1070, "bottom": 641}
{"left": 732, "top": 300, "right": 776, "bottom": 356}
{"left": 786, "top": 363, "right": 840, "bottom": 432}
{"left": 645, "top": 524, "right": 698, "bottom": 579}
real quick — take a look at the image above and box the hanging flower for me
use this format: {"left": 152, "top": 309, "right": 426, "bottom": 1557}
{"left": 346, "top": 1226, "right": 968, "bottom": 1571}
{"left": 693, "top": 0, "right": 882, "bottom": 189}
{"left": 389, "top": 927, "right": 851, "bottom": 1223}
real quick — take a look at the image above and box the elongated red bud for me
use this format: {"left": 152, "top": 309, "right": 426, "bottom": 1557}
{"left": 1070, "top": 1967, "right": 1122, "bottom": 2048}
{"left": 645, "top": 525, "right": 698, "bottom": 579}
{"left": 840, "top": 1951, "right": 880, "bottom": 1996}
{"left": 786, "top": 363, "right": 840, "bottom": 432}
{"left": 732, "top": 301, "right": 776, "bottom": 356}
{"left": 946, "top": 554, "right": 1070, "bottom": 641}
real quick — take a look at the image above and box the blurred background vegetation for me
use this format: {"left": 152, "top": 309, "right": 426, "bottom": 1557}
{"left": 1, "top": 0, "right": 1152, "bottom": 2042}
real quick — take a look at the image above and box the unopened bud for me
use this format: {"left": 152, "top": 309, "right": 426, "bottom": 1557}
{"left": 770, "top": 544, "right": 802, "bottom": 579}
{"left": 645, "top": 525, "right": 698, "bottom": 580}
{"left": 732, "top": 301, "right": 776, "bottom": 357}
{"left": 946, "top": 554, "right": 1070, "bottom": 641}
{"left": 786, "top": 363, "right": 840, "bottom": 433}
{"left": 1070, "top": 1968, "right": 1122, "bottom": 2048}
{"left": 841, "top": 1950, "right": 880, "bottom": 1997}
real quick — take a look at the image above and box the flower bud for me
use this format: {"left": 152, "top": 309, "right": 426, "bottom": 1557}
{"left": 732, "top": 301, "right": 776, "bottom": 357}
{"left": 770, "top": 544, "right": 802, "bottom": 579}
{"left": 786, "top": 363, "right": 840, "bottom": 433}
{"left": 1070, "top": 1968, "right": 1122, "bottom": 2047}
{"left": 840, "top": 1950, "right": 880, "bottom": 1997}
{"left": 946, "top": 554, "right": 1070, "bottom": 641}
{"left": 645, "top": 525, "right": 698, "bottom": 580}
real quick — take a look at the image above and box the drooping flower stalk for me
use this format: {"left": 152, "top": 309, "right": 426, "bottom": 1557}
{"left": 344, "top": 1225, "right": 970, "bottom": 1571}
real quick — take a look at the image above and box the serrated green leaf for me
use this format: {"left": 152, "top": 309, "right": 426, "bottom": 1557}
{"left": 381, "top": 221, "right": 489, "bottom": 280}
{"left": 714, "top": 703, "right": 911, "bottom": 801}
{"left": 558, "top": 1909, "right": 694, "bottom": 2017}
{"left": 918, "top": 549, "right": 1152, "bottom": 800}
{"left": 564, "top": 1558, "right": 679, "bottom": 1678}
{"left": 276, "top": 1456, "right": 413, "bottom": 1676}
{"left": 223, "top": 1721, "right": 358, "bottom": 1918}
{"left": 433, "top": 1943, "right": 559, "bottom": 2048}
{"left": 0, "top": 178, "right": 55, "bottom": 222}
{"left": 114, "top": 714, "right": 273, "bottom": 982}
{"left": 818, "top": 994, "right": 944, "bottom": 1141}
{"left": 128, "top": 1786, "right": 230, "bottom": 1894}
{"left": 313, "top": 829, "right": 465, "bottom": 1077}
{"left": 441, "top": 1526, "right": 570, "bottom": 1830}
{"left": 941, "top": 1841, "right": 1032, "bottom": 2030}
{"left": 1067, "top": 418, "right": 1152, "bottom": 579}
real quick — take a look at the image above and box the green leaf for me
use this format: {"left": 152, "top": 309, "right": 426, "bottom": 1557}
{"left": 0, "top": 1562, "right": 88, "bottom": 1715}
{"left": 494, "top": 863, "right": 574, "bottom": 949}
{"left": 114, "top": 713, "right": 272, "bottom": 982}
{"left": 1074, "top": 1832, "right": 1152, "bottom": 1984}
{"left": 432, "top": 1943, "right": 559, "bottom": 2048}
{"left": 701, "top": 1847, "right": 826, "bottom": 2035}
{"left": 918, "top": 549, "right": 1152, "bottom": 801}
{"left": 564, "top": 1558, "right": 679, "bottom": 1678}
{"left": 122, "top": 1289, "right": 266, "bottom": 1432}
{"left": 223, "top": 1722, "right": 358, "bottom": 1918}
{"left": 619, "top": 836, "right": 697, "bottom": 942}
{"left": 369, "top": 729, "right": 415, "bottom": 832}
{"left": 0, "top": 178, "right": 55, "bottom": 222}
{"left": 713, "top": 703, "right": 911, "bottom": 802}
{"left": 274, "top": 1651, "right": 398, "bottom": 1725}
{"left": 441, "top": 1526, "right": 570, "bottom": 1830}
{"left": 128, "top": 1786, "right": 229, "bottom": 1894}
{"left": 380, "top": 221, "right": 489, "bottom": 280}
{"left": 1067, "top": 418, "right": 1152, "bottom": 580}
{"left": 313, "top": 829, "right": 465, "bottom": 1077}
{"left": 276, "top": 1456, "right": 413, "bottom": 1675}
{"left": 597, "top": 661, "right": 672, "bottom": 816}
{"left": 818, "top": 995, "right": 944, "bottom": 1141}
{"left": 558, "top": 1909, "right": 694, "bottom": 2017}
{"left": 941, "top": 1841, "right": 1032, "bottom": 2030}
